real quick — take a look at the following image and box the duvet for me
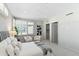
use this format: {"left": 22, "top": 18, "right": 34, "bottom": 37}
{"left": 18, "top": 42, "right": 43, "bottom": 56}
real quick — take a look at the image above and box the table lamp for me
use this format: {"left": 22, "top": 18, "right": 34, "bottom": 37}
{"left": 9, "top": 30, "right": 17, "bottom": 37}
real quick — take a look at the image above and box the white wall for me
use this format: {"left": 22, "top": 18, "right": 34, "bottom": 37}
{"left": 47, "top": 10, "right": 79, "bottom": 53}
{"left": 58, "top": 11, "right": 79, "bottom": 52}
{"left": 0, "top": 16, "right": 12, "bottom": 31}
{"left": 0, "top": 4, "right": 12, "bottom": 32}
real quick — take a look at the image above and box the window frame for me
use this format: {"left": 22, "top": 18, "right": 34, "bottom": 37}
{"left": 13, "top": 19, "right": 34, "bottom": 35}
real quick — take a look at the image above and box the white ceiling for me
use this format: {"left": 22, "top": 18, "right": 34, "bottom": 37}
{"left": 6, "top": 3, "right": 79, "bottom": 20}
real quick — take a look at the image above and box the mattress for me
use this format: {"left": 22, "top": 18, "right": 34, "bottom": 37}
{"left": 18, "top": 42, "right": 43, "bottom": 56}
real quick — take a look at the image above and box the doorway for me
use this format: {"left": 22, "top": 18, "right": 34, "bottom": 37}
{"left": 52, "top": 22, "right": 58, "bottom": 44}
{"left": 46, "top": 24, "right": 50, "bottom": 40}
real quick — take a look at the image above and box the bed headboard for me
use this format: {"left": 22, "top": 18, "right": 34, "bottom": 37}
{"left": 0, "top": 31, "right": 9, "bottom": 42}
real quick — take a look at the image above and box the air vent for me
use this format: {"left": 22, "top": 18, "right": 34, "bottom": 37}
{"left": 66, "top": 12, "right": 73, "bottom": 16}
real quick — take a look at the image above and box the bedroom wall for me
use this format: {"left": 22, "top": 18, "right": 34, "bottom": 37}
{"left": 0, "top": 16, "right": 12, "bottom": 31}
{"left": 0, "top": 4, "right": 12, "bottom": 32}
{"left": 48, "top": 10, "right": 79, "bottom": 53}
{"left": 58, "top": 11, "right": 79, "bottom": 52}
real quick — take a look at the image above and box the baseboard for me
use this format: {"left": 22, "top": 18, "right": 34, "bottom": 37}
{"left": 59, "top": 45, "right": 79, "bottom": 55}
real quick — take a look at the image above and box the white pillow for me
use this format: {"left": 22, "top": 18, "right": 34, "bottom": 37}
{"left": 6, "top": 37, "right": 12, "bottom": 44}
{"left": 10, "top": 37, "right": 17, "bottom": 42}
{"left": 11, "top": 40, "right": 18, "bottom": 47}
{"left": 6, "top": 37, "right": 17, "bottom": 45}
{"left": 34, "top": 36, "right": 41, "bottom": 41}
{"left": 0, "top": 40, "right": 8, "bottom": 56}
{"left": 17, "top": 42, "right": 22, "bottom": 50}
{"left": 24, "top": 36, "right": 32, "bottom": 42}
{"left": 6, "top": 44, "right": 15, "bottom": 56}
{"left": 12, "top": 41, "right": 22, "bottom": 50}
{"left": 14, "top": 46, "right": 20, "bottom": 56}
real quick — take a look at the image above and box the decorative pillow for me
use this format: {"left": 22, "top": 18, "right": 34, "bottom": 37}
{"left": 6, "top": 44, "right": 15, "bottom": 56}
{"left": 34, "top": 36, "right": 41, "bottom": 41}
{"left": 16, "top": 36, "right": 25, "bottom": 43}
{"left": 14, "top": 46, "right": 20, "bottom": 56}
{"left": 5, "top": 37, "right": 12, "bottom": 44}
{"left": 17, "top": 42, "right": 22, "bottom": 50}
{"left": 11, "top": 40, "right": 18, "bottom": 47}
{"left": 24, "top": 36, "right": 32, "bottom": 42}
{"left": 10, "top": 37, "right": 17, "bottom": 42}
{"left": 0, "top": 40, "right": 8, "bottom": 56}
{"left": 12, "top": 40, "right": 22, "bottom": 50}
{"left": 5, "top": 37, "right": 17, "bottom": 45}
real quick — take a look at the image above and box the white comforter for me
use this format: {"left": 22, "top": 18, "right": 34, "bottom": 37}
{"left": 0, "top": 37, "right": 43, "bottom": 56}
{"left": 19, "top": 42, "right": 43, "bottom": 56}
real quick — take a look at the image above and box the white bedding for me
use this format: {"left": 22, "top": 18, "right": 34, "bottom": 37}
{"left": 0, "top": 37, "right": 43, "bottom": 56}
{"left": 19, "top": 42, "right": 43, "bottom": 56}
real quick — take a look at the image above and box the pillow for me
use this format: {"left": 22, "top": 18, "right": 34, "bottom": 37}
{"left": 17, "top": 42, "right": 22, "bottom": 50}
{"left": 5, "top": 37, "right": 17, "bottom": 45}
{"left": 34, "top": 36, "right": 41, "bottom": 41}
{"left": 5, "top": 37, "right": 12, "bottom": 44}
{"left": 24, "top": 36, "right": 32, "bottom": 42}
{"left": 11, "top": 40, "right": 18, "bottom": 47}
{"left": 6, "top": 44, "right": 15, "bottom": 56}
{"left": 10, "top": 37, "right": 17, "bottom": 42}
{"left": 12, "top": 41, "right": 22, "bottom": 50}
{"left": 0, "top": 40, "right": 8, "bottom": 56}
{"left": 16, "top": 36, "right": 25, "bottom": 42}
{"left": 14, "top": 46, "right": 20, "bottom": 56}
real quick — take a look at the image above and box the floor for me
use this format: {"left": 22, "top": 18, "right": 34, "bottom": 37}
{"left": 41, "top": 40, "right": 79, "bottom": 56}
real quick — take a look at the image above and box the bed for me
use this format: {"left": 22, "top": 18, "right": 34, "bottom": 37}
{"left": 0, "top": 31, "right": 52, "bottom": 56}
{"left": 18, "top": 42, "right": 43, "bottom": 56}
{"left": 0, "top": 37, "right": 43, "bottom": 56}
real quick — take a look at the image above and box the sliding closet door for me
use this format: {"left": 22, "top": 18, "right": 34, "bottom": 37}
{"left": 46, "top": 24, "right": 50, "bottom": 40}
{"left": 52, "top": 22, "right": 58, "bottom": 44}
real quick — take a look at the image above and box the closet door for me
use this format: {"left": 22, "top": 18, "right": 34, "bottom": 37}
{"left": 52, "top": 22, "right": 58, "bottom": 44}
{"left": 46, "top": 24, "right": 50, "bottom": 40}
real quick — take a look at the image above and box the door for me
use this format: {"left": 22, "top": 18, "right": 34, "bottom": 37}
{"left": 46, "top": 24, "right": 50, "bottom": 40}
{"left": 52, "top": 22, "right": 58, "bottom": 44}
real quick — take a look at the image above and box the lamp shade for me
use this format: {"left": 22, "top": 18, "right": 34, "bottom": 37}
{"left": 9, "top": 30, "right": 17, "bottom": 37}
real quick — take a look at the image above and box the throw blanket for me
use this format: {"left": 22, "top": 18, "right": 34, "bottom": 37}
{"left": 18, "top": 42, "right": 43, "bottom": 56}
{"left": 35, "top": 42, "right": 52, "bottom": 55}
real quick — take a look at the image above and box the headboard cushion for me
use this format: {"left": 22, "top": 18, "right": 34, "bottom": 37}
{"left": 0, "top": 31, "right": 9, "bottom": 42}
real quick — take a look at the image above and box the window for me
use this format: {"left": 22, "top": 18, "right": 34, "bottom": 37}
{"left": 28, "top": 26, "right": 34, "bottom": 34}
{"left": 14, "top": 20, "right": 34, "bottom": 35}
{"left": 27, "top": 22, "right": 34, "bottom": 34}
{"left": 28, "top": 22, "right": 34, "bottom": 25}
